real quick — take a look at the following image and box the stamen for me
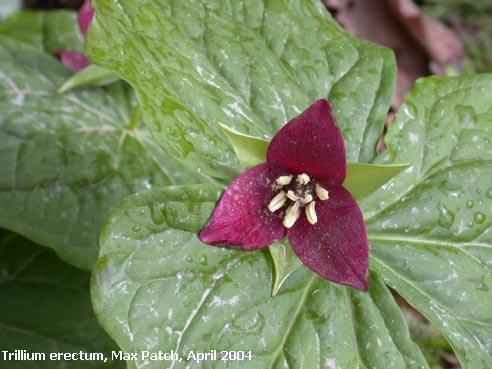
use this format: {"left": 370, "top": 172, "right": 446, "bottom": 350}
{"left": 297, "top": 173, "right": 310, "bottom": 185}
{"left": 306, "top": 201, "right": 317, "bottom": 225}
{"left": 301, "top": 194, "right": 313, "bottom": 204}
{"left": 276, "top": 175, "right": 293, "bottom": 186}
{"left": 268, "top": 191, "right": 287, "bottom": 212}
{"left": 315, "top": 184, "right": 329, "bottom": 201}
{"left": 286, "top": 190, "right": 298, "bottom": 202}
{"left": 283, "top": 201, "right": 300, "bottom": 228}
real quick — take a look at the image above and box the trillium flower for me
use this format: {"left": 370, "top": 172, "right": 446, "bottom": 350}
{"left": 199, "top": 100, "right": 369, "bottom": 290}
{"left": 57, "top": 0, "right": 95, "bottom": 72}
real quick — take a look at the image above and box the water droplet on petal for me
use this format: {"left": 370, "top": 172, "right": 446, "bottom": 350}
{"left": 132, "top": 225, "right": 140, "bottom": 232}
{"left": 199, "top": 255, "right": 208, "bottom": 265}
{"left": 186, "top": 256, "right": 193, "bottom": 263}
{"left": 465, "top": 200, "right": 474, "bottom": 208}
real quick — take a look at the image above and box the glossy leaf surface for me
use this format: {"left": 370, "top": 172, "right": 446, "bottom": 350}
{"left": 87, "top": 0, "right": 395, "bottom": 178}
{"left": 363, "top": 76, "right": 492, "bottom": 369}
{"left": 0, "top": 39, "right": 199, "bottom": 269}
{"left": 94, "top": 184, "right": 428, "bottom": 369}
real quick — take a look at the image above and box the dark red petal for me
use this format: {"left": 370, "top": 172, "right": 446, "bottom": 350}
{"left": 267, "top": 99, "right": 346, "bottom": 186}
{"left": 58, "top": 51, "right": 90, "bottom": 72}
{"left": 78, "top": 0, "right": 95, "bottom": 38}
{"left": 288, "top": 186, "right": 369, "bottom": 290}
{"left": 199, "top": 163, "right": 288, "bottom": 250}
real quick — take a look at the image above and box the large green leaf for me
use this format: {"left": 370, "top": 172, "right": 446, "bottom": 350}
{"left": 0, "top": 39, "right": 201, "bottom": 270}
{"left": 0, "top": 232, "right": 123, "bottom": 369}
{"left": 87, "top": 0, "right": 395, "bottom": 179}
{"left": 86, "top": 1, "right": 490, "bottom": 368}
{"left": 362, "top": 75, "right": 492, "bottom": 369}
{"left": 0, "top": 10, "right": 84, "bottom": 53}
{"left": 93, "top": 184, "right": 428, "bottom": 369}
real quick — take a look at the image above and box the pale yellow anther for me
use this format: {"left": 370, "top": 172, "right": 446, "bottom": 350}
{"left": 268, "top": 191, "right": 287, "bottom": 212}
{"left": 306, "top": 201, "right": 317, "bottom": 225}
{"left": 315, "top": 184, "right": 329, "bottom": 201}
{"left": 286, "top": 190, "right": 299, "bottom": 202}
{"left": 297, "top": 173, "right": 310, "bottom": 185}
{"left": 276, "top": 175, "right": 293, "bottom": 186}
{"left": 283, "top": 201, "right": 300, "bottom": 229}
{"left": 301, "top": 194, "right": 313, "bottom": 204}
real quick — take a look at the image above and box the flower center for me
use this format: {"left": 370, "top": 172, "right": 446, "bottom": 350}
{"left": 267, "top": 173, "right": 329, "bottom": 228}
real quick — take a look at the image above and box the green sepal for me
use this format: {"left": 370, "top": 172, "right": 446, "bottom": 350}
{"left": 269, "top": 239, "right": 302, "bottom": 297}
{"left": 59, "top": 64, "right": 119, "bottom": 93}
{"left": 219, "top": 123, "right": 268, "bottom": 169}
{"left": 343, "top": 163, "right": 410, "bottom": 200}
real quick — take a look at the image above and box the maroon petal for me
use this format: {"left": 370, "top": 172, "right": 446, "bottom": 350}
{"left": 288, "top": 186, "right": 369, "bottom": 290}
{"left": 58, "top": 51, "right": 90, "bottom": 72}
{"left": 199, "top": 163, "right": 288, "bottom": 249}
{"left": 267, "top": 99, "right": 346, "bottom": 186}
{"left": 78, "top": 0, "right": 95, "bottom": 38}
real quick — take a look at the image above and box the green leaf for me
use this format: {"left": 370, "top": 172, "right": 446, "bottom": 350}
{"left": 93, "top": 184, "right": 428, "bottom": 369}
{"left": 59, "top": 64, "right": 119, "bottom": 93}
{"left": 0, "top": 10, "right": 84, "bottom": 53}
{"left": 363, "top": 75, "right": 492, "bottom": 369}
{"left": 343, "top": 163, "right": 410, "bottom": 201}
{"left": 0, "top": 232, "right": 123, "bottom": 369}
{"left": 87, "top": 0, "right": 395, "bottom": 179}
{"left": 0, "top": 39, "right": 201, "bottom": 270}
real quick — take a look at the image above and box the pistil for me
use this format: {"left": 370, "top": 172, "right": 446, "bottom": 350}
{"left": 286, "top": 190, "right": 298, "bottom": 202}
{"left": 268, "top": 174, "right": 330, "bottom": 228}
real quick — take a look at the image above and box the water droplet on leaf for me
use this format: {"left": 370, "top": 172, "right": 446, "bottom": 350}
{"left": 231, "top": 312, "right": 264, "bottom": 333}
{"left": 487, "top": 188, "right": 492, "bottom": 199}
{"left": 437, "top": 203, "right": 454, "bottom": 228}
{"left": 474, "top": 212, "right": 486, "bottom": 224}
